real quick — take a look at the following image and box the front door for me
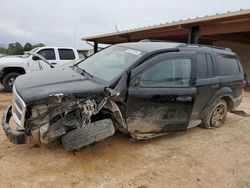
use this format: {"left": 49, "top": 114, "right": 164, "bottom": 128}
{"left": 37, "top": 48, "right": 57, "bottom": 69}
{"left": 126, "top": 52, "right": 196, "bottom": 135}
{"left": 28, "top": 48, "right": 57, "bottom": 71}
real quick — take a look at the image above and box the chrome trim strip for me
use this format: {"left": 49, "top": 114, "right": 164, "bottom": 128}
{"left": 12, "top": 112, "right": 22, "bottom": 126}
{"left": 14, "top": 102, "right": 22, "bottom": 114}
{"left": 12, "top": 86, "right": 26, "bottom": 127}
{"left": 13, "top": 87, "right": 26, "bottom": 108}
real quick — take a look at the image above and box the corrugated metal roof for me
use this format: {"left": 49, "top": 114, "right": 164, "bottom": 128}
{"left": 81, "top": 9, "right": 250, "bottom": 41}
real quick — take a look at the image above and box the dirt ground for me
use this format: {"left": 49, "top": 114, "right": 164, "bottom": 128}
{"left": 0, "top": 85, "right": 250, "bottom": 188}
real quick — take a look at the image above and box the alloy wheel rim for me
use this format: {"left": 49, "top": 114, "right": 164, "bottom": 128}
{"left": 211, "top": 104, "right": 226, "bottom": 127}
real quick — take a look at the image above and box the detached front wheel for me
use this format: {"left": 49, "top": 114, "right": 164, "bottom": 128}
{"left": 201, "top": 99, "right": 227, "bottom": 129}
{"left": 2, "top": 72, "right": 20, "bottom": 92}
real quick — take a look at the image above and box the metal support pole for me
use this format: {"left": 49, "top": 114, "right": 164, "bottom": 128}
{"left": 188, "top": 26, "right": 200, "bottom": 44}
{"left": 94, "top": 41, "right": 98, "bottom": 53}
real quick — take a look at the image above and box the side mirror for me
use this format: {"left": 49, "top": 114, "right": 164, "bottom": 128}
{"left": 105, "top": 87, "right": 120, "bottom": 96}
{"left": 130, "top": 76, "right": 141, "bottom": 88}
{"left": 32, "top": 55, "right": 40, "bottom": 61}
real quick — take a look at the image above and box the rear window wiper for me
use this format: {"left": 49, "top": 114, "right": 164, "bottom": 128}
{"left": 74, "top": 65, "right": 93, "bottom": 78}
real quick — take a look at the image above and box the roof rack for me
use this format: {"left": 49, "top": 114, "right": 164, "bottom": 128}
{"left": 139, "top": 39, "right": 182, "bottom": 43}
{"left": 138, "top": 40, "right": 232, "bottom": 51}
{"left": 185, "top": 44, "right": 232, "bottom": 51}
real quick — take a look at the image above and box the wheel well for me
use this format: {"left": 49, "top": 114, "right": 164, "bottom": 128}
{"left": 221, "top": 96, "right": 234, "bottom": 111}
{"left": 3, "top": 67, "right": 26, "bottom": 77}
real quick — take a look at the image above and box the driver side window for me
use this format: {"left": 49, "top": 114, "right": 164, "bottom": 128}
{"left": 37, "top": 49, "right": 56, "bottom": 60}
{"left": 140, "top": 58, "right": 192, "bottom": 87}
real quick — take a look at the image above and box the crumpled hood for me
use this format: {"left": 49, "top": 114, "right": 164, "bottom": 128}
{"left": 14, "top": 68, "right": 108, "bottom": 105}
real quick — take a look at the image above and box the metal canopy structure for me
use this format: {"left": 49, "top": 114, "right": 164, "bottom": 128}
{"left": 81, "top": 9, "right": 250, "bottom": 52}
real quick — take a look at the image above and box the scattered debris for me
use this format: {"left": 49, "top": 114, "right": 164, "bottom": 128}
{"left": 231, "top": 110, "right": 250, "bottom": 117}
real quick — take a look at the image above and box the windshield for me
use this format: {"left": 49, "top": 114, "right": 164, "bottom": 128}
{"left": 21, "top": 48, "right": 39, "bottom": 58}
{"left": 77, "top": 46, "right": 145, "bottom": 81}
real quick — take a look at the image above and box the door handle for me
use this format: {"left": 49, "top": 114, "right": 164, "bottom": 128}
{"left": 151, "top": 95, "right": 175, "bottom": 103}
{"left": 51, "top": 62, "right": 57, "bottom": 65}
{"left": 176, "top": 96, "right": 192, "bottom": 102}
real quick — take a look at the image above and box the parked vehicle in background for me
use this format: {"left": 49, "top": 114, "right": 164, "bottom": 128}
{"left": 0, "top": 47, "right": 84, "bottom": 91}
{"left": 2, "top": 42, "right": 244, "bottom": 150}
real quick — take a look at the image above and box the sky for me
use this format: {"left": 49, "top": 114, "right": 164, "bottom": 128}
{"left": 0, "top": 0, "right": 250, "bottom": 49}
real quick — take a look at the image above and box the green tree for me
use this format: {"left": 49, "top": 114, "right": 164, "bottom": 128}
{"left": 15, "top": 42, "right": 23, "bottom": 54}
{"left": 0, "top": 47, "right": 7, "bottom": 54}
{"left": 24, "top": 43, "right": 32, "bottom": 52}
{"left": 6, "top": 42, "right": 23, "bottom": 55}
{"left": 1, "top": 42, "right": 46, "bottom": 55}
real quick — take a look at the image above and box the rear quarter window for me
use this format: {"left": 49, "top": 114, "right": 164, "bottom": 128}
{"left": 196, "top": 53, "right": 214, "bottom": 79}
{"left": 218, "top": 55, "right": 240, "bottom": 76}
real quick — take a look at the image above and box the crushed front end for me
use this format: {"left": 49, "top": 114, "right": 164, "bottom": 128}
{"left": 2, "top": 86, "right": 119, "bottom": 150}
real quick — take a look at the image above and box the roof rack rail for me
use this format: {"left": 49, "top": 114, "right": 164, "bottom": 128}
{"left": 186, "top": 44, "right": 232, "bottom": 51}
{"left": 139, "top": 39, "right": 181, "bottom": 43}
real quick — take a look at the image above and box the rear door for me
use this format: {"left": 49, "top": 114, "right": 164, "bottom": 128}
{"left": 192, "top": 52, "right": 219, "bottom": 116}
{"left": 57, "top": 48, "right": 77, "bottom": 66}
{"left": 126, "top": 52, "right": 196, "bottom": 135}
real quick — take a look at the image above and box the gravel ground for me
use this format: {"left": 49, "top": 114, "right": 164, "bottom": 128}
{"left": 0, "top": 85, "right": 250, "bottom": 188}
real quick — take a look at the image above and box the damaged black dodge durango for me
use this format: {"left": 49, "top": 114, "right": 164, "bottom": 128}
{"left": 2, "top": 42, "right": 244, "bottom": 150}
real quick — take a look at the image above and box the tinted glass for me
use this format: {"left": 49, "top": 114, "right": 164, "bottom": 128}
{"left": 206, "top": 54, "right": 214, "bottom": 77}
{"left": 197, "top": 54, "right": 207, "bottom": 78}
{"left": 218, "top": 55, "right": 240, "bottom": 76}
{"left": 37, "top": 49, "right": 56, "bottom": 60}
{"left": 59, "top": 49, "right": 75, "bottom": 60}
{"left": 140, "top": 58, "right": 192, "bottom": 87}
{"left": 197, "top": 53, "right": 214, "bottom": 79}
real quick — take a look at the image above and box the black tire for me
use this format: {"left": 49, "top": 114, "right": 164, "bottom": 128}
{"left": 2, "top": 72, "right": 20, "bottom": 92}
{"left": 61, "top": 119, "right": 115, "bottom": 151}
{"left": 200, "top": 99, "right": 228, "bottom": 129}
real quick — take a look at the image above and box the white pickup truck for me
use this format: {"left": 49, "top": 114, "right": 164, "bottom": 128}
{"left": 0, "top": 47, "right": 84, "bottom": 91}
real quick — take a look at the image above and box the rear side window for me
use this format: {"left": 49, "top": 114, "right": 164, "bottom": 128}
{"left": 196, "top": 53, "right": 214, "bottom": 79}
{"left": 218, "top": 55, "right": 240, "bottom": 76}
{"left": 58, "top": 49, "right": 75, "bottom": 60}
{"left": 37, "top": 49, "right": 56, "bottom": 60}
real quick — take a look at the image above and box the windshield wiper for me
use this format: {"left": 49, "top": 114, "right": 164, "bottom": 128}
{"left": 75, "top": 65, "right": 93, "bottom": 78}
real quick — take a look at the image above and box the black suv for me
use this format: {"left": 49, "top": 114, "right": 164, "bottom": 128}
{"left": 2, "top": 42, "right": 244, "bottom": 150}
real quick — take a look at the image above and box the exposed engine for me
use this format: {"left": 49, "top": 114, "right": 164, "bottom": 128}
{"left": 27, "top": 98, "right": 101, "bottom": 144}
{"left": 6, "top": 87, "right": 122, "bottom": 150}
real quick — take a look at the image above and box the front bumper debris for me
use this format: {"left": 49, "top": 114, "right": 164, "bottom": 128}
{"left": 1, "top": 105, "right": 27, "bottom": 144}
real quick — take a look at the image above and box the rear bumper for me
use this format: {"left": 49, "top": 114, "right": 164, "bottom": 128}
{"left": 1, "top": 105, "right": 27, "bottom": 144}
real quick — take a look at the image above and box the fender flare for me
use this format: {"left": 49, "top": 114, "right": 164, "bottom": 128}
{"left": 200, "top": 87, "right": 234, "bottom": 118}
{"left": 2, "top": 66, "right": 26, "bottom": 76}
